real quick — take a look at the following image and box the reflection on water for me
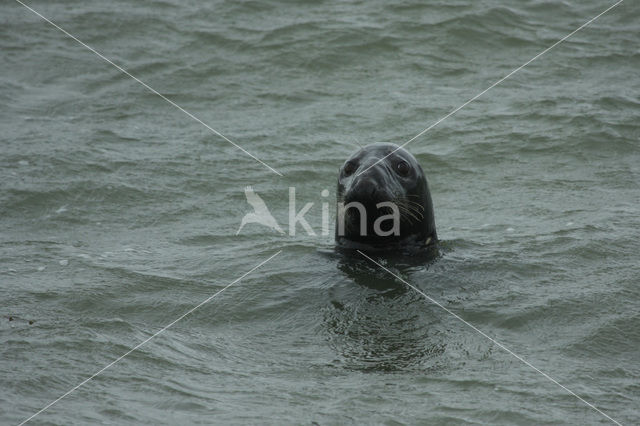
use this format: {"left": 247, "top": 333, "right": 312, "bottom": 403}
{"left": 323, "top": 252, "right": 447, "bottom": 372}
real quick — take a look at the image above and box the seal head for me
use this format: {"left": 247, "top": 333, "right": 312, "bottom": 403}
{"left": 335, "top": 143, "right": 437, "bottom": 251}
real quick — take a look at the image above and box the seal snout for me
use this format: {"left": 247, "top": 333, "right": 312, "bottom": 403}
{"left": 344, "top": 160, "right": 394, "bottom": 204}
{"left": 344, "top": 175, "right": 389, "bottom": 206}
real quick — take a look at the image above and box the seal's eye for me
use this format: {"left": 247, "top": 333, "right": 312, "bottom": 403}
{"left": 343, "top": 161, "right": 356, "bottom": 176}
{"left": 396, "top": 160, "right": 410, "bottom": 176}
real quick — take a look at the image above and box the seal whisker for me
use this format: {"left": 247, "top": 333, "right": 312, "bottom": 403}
{"left": 406, "top": 203, "right": 425, "bottom": 216}
{"left": 407, "top": 201, "right": 426, "bottom": 211}
{"left": 395, "top": 198, "right": 425, "bottom": 216}
{"left": 391, "top": 196, "right": 425, "bottom": 224}
{"left": 397, "top": 204, "right": 420, "bottom": 224}
{"left": 406, "top": 207, "right": 424, "bottom": 220}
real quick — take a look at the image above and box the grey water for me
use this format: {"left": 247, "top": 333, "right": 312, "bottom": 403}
{"left": 1, "top": 0, "right": 639, "bottom": 424}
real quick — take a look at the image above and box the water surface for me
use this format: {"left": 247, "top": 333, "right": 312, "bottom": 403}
{"left": 1, "top": 0, "right": 639, "bottom": 424}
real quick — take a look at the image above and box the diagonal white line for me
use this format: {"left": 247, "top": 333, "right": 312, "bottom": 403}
{"left": 357, "top": 250, "right": 622, "bottom": 425}
{"left": 356, "top": 0, "right": 624, "bottom": 177}
{"left": 14, "top": 0, "right": 283, "bottom": 177}
{"left": 17, "top": 250, "right": 282, "bottom": 426}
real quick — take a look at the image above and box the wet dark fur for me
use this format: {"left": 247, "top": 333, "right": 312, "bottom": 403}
{"left": 335, "top": 143, "right": 437, "bottom": 252}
